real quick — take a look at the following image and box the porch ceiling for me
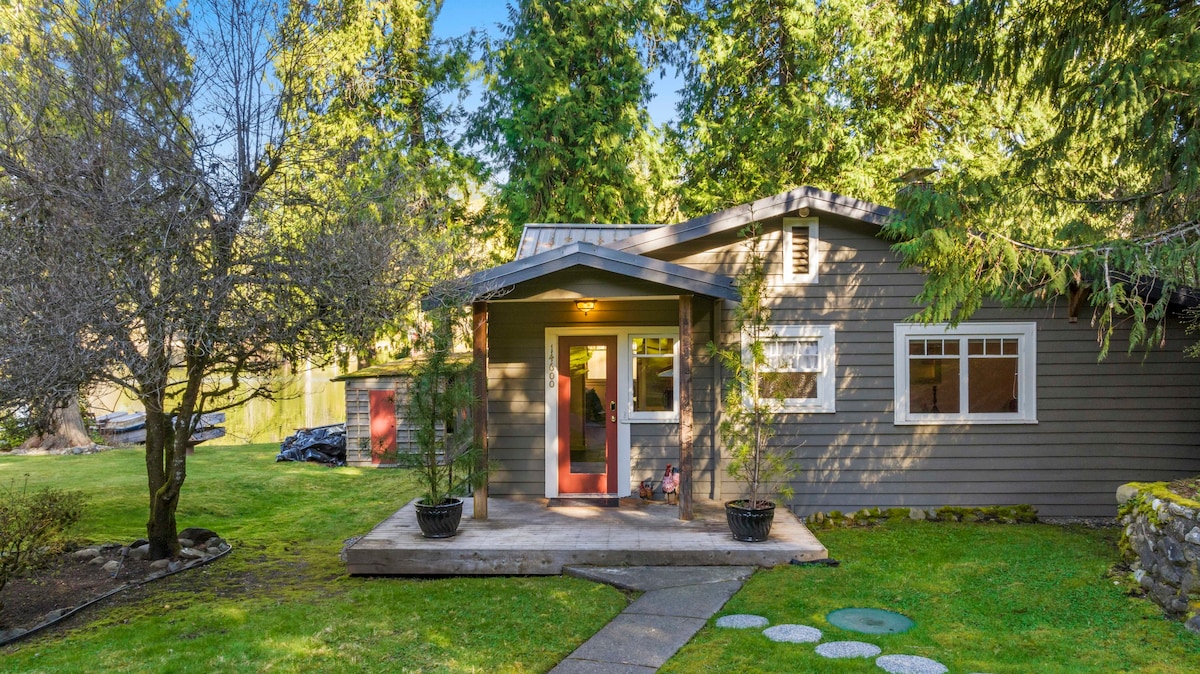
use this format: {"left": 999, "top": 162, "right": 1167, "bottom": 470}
{"left": 452, "top": 241, "right": 740, "bottom": 305}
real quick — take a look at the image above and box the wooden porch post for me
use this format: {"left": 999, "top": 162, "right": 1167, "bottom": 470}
{"left": 711, "top": 299, "right": 723, "bottom": 501}
{"left": 678, "top": 295, "right": 694, "bottom": 521}
{"left": 472, "top": 301, "right": 489, "bottom": 521}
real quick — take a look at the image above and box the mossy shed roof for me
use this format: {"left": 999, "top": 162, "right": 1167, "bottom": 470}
{"left": 332, "top": 353, "right": 473, "bottom": 381}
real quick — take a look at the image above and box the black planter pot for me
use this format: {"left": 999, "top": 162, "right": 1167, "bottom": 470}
{"left": 725, "top": 500, "right": 776, "bottom": 542}
{"left": 414, "top": 498, "right": 464, "bottom": 538}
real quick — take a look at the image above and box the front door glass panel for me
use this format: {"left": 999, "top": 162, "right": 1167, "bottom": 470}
{"left": 568, "top": 344, "right": 608, "bottom": 474}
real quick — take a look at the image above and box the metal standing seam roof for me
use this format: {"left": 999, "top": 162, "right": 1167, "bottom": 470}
{"left": 516, "top": 223, "right": 662, "bottom": 259}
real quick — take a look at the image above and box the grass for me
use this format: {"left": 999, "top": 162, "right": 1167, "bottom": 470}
{"left": 662, "top": 521, "right": 1200, "bottom": 673}
{"left": 3, "top": 448, "right": 1199, "bottom": 672}
{"left": 0, "top": 445, "right": 627, "bottom": 673}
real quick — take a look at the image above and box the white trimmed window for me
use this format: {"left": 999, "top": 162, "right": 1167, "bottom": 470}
{"left": 630, "top": 334, "right": 678, "bottom": 420}
{"left": 783, "top": 217, "right": 819, "bottom": 284}
{"left": 893, "top": 323, "right": 1037, "bottom": 425}
{"left": 747, "top": 325, "right": 836, "bottom": 413}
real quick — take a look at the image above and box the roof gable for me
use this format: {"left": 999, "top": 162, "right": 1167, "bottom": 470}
{"left": 609, "top": 186, "right": 896, "bottom": 256}
{"left": 456, "top": 241, "right": 739, "bottom": 303}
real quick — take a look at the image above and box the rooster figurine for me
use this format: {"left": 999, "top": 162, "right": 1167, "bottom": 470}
{"left": 661, "top": 464, "right": 678, "bottom": 504}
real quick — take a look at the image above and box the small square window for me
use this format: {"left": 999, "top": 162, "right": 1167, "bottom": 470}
{"left": 745, "top": 325, "right": 836, "bottom": 413}
{"left": 630, "top": 335, "right": 678, "bottom": 419}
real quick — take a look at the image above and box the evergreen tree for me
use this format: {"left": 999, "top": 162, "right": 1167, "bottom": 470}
{"left": 891, "top": 0, "right": 1200, "bottom": 355}
{"left": 670, "top": 0, "right": 1016, "bottom": 215}
{"left": 474, "top": 0, "right": 673, "bottom": 236}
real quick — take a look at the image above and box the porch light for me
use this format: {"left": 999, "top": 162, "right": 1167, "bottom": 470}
{"left": 575, "top": 299, "right": 597, "bottom": 315}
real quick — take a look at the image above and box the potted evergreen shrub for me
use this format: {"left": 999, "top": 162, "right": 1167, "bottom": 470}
{"left": 405, "top": 304, "right": 484, "bottom": 538}
{"left": 712, "top": 225, "right": 796, "bottom": 541}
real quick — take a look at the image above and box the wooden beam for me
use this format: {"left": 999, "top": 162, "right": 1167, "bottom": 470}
{"left": 472, "top": 301, "right": 489, "bottom": 521}
{"left": 678, "top": 295, "right": 694, "bottom": 521}
{"left": 711, "top": 298, "right": 723, "bottom": 501}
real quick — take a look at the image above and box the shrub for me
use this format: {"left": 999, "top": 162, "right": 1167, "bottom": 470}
{"left": 0, "top": 480, "right": 86, "bottom": 611}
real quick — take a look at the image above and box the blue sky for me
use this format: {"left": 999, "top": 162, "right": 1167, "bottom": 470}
{"left": 433, "top": 0, "right": 682, "bottom": 127}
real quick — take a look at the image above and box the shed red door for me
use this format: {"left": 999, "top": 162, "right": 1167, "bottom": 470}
{"left": 368, "top": 389, "right": 397, "bottom": 465}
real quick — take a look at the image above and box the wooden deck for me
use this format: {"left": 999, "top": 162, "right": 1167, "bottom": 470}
{"left": 344, "top": 497, "right": 828, "bottom": 575}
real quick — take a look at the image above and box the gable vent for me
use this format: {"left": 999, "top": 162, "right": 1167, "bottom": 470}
{"left": 791, "top": 226, "right": 810, "bottom": 276}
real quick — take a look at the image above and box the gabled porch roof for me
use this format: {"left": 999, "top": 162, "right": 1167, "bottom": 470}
{"left": 457, "top": 240, "right": 740, "bottom": 302}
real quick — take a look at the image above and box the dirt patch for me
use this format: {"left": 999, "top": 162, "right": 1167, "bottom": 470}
{"left": 1, "top": 550, "right": 156, "bottom": 633}
{"left": 1167, "top": 476, "right": 1199, "bottom": 501}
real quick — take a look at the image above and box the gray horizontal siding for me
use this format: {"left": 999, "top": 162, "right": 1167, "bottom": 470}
{"left": 678, "top": 216, "right": 1200, "bottom": 518}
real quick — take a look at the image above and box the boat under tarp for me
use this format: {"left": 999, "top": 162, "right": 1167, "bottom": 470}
{"left": 96, "top": 411, "right": 225, "bottom": 446}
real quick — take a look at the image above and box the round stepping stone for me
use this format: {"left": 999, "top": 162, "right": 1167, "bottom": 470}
{"left": 762, "top": 624, "right": 822, "bottom": 643}
{"left": 715, "top": 614, "right": 769, "bottom": 629}
{"left": 816, "top": 641, "right": 882, "bottom": 659}
{"left": 875, "top": 654, "right": 949, "bottom": 674}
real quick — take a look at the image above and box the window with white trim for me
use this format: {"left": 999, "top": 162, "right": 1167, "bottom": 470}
{"left": 894, "top": 323, "right": 1037, "bottom": 425}
{"left": 630, "top": 335, "right": 677, "bottom": 419}
{"left": 749, "top": 325, "right": 836, "bottom": 413}
{"left": 783, "top": 217, "right": 819, "bottom": 284}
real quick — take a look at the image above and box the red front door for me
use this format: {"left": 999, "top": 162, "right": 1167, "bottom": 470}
{"left": 558, "top": 336, "right": 618, "bottom": 494}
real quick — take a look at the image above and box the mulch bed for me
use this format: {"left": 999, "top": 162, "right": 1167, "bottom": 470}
{"left": 1, "top": 549, "right": 157, "bottom": 634}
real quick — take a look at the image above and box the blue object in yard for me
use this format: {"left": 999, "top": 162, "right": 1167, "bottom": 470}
{"left": 826, "top": 607, "right": 915, "bottom": 634}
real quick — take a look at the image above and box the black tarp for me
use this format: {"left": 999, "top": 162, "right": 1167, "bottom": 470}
{"left": 276, "top": 424, "right": 346, "bottom": 466}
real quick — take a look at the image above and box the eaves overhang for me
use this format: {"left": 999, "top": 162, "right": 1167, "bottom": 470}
{"left": 610, "top": 186, "right": 898, "bottom": 255}
{"left": 430, "top": 241, "right": 740, "bottom": 308}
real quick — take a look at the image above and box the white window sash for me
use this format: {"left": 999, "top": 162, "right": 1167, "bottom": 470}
{"left": 893, "top": 323, "right": 1037, "bottom": 425}
{"left": 743, "top": 324, "right": 836, "bottom": 413}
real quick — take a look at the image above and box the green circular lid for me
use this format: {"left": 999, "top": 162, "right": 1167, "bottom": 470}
{"left": 826, "top": 607, "right": 915, "bottom": 634}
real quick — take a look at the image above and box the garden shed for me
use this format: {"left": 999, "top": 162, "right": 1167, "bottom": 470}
{"left": 334, "top": 353, "right": 472, "bottom": 467}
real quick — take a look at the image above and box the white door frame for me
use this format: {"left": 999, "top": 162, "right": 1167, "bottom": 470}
{"left": 543, "top": 325, "right": 678, "bottom": 498}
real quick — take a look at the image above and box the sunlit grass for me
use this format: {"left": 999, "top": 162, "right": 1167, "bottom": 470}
{"left": 0, "top": 445, "right": 627, "bottom": 673}
{"left": 663, "top": 521, "right": 1200, "bottom": 673}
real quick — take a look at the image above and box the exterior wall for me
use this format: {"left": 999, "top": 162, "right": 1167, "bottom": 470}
{"left": 671, "top": 215, "right": 1200, "bottom": 518}
{"left": 486, "top": 298, "right": 720, "bottom": 498}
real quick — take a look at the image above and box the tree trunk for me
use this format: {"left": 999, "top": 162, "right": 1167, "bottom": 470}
{"left": 144, "top": 407, "right": 182, "bottom": 560}
{"left": 20, "top": 398, "right": 91, "bottom": 450}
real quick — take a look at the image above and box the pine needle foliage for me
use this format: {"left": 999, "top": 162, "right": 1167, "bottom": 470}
{"left": 710, "top": 226, "right": 796, "bottom": 509}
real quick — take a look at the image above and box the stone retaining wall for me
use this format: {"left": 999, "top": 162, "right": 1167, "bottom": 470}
{"left": 1117, "top": 483, "right": 1200, "bottom": 634}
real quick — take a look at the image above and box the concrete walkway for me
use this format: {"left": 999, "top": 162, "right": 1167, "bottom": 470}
{"left": 550, "top": 566, "right": 754, "bottom": 673}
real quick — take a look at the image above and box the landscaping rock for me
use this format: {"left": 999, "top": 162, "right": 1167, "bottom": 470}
{"left": 762, "top": 624, "right": 822, "bottom": 643}
{"left": 816, "top": 641, "right": 882, "bottom": 659}
{"left": 129, "top": 544, "right": 150, "bottom": 561}
{"left": 179, "top": 527, "right": 218, "bottom": 545}
{"left": 715, "top": 614, "right": 768, "bottom": 629}
{"left": 102, "top": 560, "right": 120, "bottom": 574}
{"left": 149, "top": 559, "right": 171, "bottom": 570}
{"left": 178, "top": 547, "right": 204, "bottom": 560}
{"left": 88, "top": 556, "right": 108, "bottom": 566}
{"left": 875, "top": 654, "right": 949, "bottom": 674}
{"left": 0, "top": 628, "right": 28, "bottom": 642}
{"left": 74, "top": 548, "right": 101, "bottom": 561}
{"left": 178, "top": 538, "right": 195, "bottom": 549}
{"left": 1116, "top": 484, "right": 1140, "bottom": 504}
{"left": 908, "top": 508, "right": 925, "bottom": 521}
{"left": 41, "top": 608, "right": 70, "bottom": 622}
{"left": 1186, "top": 527, "right": 1200, "bottom": 546}
{"left": 1186, "top": 614, "right": 1200, "bottom": 635}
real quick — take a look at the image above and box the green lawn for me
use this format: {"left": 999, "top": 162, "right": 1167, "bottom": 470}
{"left": 663, "top": 522, "right": 1200, "bottom": 674}
{"left": 0, "top": 445, "right": 627, "bottom": 673}
{"left": 3, "top": 447, "right": 1198, "bottom": 673}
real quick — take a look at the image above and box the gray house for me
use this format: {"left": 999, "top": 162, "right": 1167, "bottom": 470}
{"left": 449, "top": 187, "right": 1200, "bottom": 518}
